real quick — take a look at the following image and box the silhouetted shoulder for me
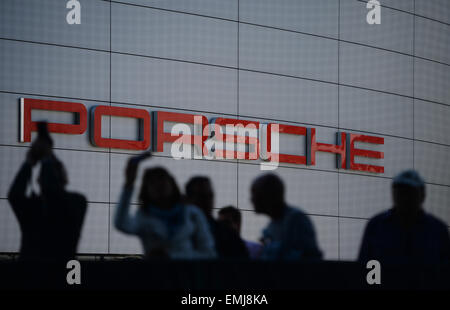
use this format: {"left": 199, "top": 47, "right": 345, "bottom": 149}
{"left": 285, "top": 207, "right": 317, "bottom": 237}
{"left": 423, "top": 212, "right": 449, "bottom": 231}
{"left": 366, "top": 210, "right": 391, "bottom": 226}
{"left": 367, "top": 209, "right": 448, "bottom": 233}
{"left": 288, "top": 207, "right": 313, "bottom": 225}
{"left": 184, "top": 204, "right": 206, "bottom": 219}
{"left": 66, "top": 192, "right": 87, "bottom": 208}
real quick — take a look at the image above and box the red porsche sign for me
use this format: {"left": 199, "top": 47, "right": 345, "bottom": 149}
{"left": 19, "top": 98, "right": 384, "bottom": 173}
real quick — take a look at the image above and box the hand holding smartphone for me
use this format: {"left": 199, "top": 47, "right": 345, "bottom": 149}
{"left": 26, "top": 122, "right": 53, "bottom": 166}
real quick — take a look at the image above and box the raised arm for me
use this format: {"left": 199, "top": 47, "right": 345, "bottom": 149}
{"left": 114, "top": 185, "right": 139, "bottom": 234}
{"left": 7, "top": 161, "right": 33, "bottom": 210}
{"left": 114, "top": 152, "right": 152, "bottom": 235}
{"left": 7, "top": 144, "right": 43, "bottom": 215}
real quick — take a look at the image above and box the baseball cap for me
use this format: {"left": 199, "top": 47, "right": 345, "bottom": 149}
{"left": 392, "top": 170, "right": 425, "bottom": 188}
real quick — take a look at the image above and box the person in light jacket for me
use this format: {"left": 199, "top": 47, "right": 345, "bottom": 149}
{"left": 114, "top": 152, "right": 216, "bottom": 259}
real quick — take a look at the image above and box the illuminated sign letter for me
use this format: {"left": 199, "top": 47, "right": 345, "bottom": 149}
{"left": 307, "top": 128, "right": 347, "bottom": 169}
{"left": 346, "top": 133, "right": 384, "bottom": 173}
{"left": 265, "top": 123, "right": 307, "bottom": 165}
{"left": 20, "top": 98, "right": 87, "bottom": 143}
{"left": 211, "top": 118, "right": 260, "bottom": 160}
{"left": 91, "top": 106, "right": 150, "bottom": 150}
{"left": 153, "top": 111, "right": 208, "bottom": 156}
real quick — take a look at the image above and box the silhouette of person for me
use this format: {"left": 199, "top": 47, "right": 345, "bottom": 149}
{"left": 218, "top": 206, "right": 263, "bottom": 259}
{"left": 251, "top": 173, "right": 322, "bottom": 261}
{"left": 114, "top": 153, "right": 216, "bottom": 259}
{"left": 185, "top": 177, "right": 249, "bottom": 259}
{"left": 7, "top": 122, "right": 87, "bottom": 261}
{"left": 359, "top": 170, "right": 450, "bottom": 264}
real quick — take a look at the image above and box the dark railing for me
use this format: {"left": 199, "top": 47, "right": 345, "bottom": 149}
{"left": 0, "top": 260, "right": 449, "bottom": 291}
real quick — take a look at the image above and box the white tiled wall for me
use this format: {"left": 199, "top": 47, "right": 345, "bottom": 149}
{"left": 416, "top": 0, "right": 450, "bottom": 24}
{"left": 0, "top": 0, "right": 110, "bottom": 50}
{"left": 240, "top": 0, "right": 339, "bottom": 38}
{"left": 339, "top": 86, "right": 413, "bottom": 138}
{"left": 0, "top": 40, "right": 109, "bottom": 101}
{"left": 414, "top": 58, "right": 450, "bottom": 105}
{"left": 340, "top": 0, "right": 413, "bottom": 54}
{"left": 112, "top": 3, "right": 238, "bottom": 66}
{"left": 239, "top": 24, "right": 338, "bottom": 82}
{"left": 340, "top": 42, "right": 413, "bottom": 96}
{"left": 415, "top": 16, "right": 450, "bottom": 64}
{"left": 111, "top": 53, "right": 237, "bottom": 114}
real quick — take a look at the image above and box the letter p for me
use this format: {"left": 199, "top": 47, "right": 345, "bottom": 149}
{"left": 20, "top": 98, "right": 87, "bottom": 143}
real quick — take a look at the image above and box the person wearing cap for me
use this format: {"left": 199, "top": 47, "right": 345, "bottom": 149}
{"left": 358, "top": 170, "right": 450, "bottom": 264}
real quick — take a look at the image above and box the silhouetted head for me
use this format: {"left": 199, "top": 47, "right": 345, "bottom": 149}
{"left": 218, "top": 206, "right": 242, "bottom": 234}
{"left": 251, "top": 173, "right": 285, "bottom": 218}
{"left": 185, "top": 176, "right": 214, "bottom": 217}
{"left": 37, "top": 158, "right": 68, "bottom": 192}
{"left": 392, "top": 170, "right": 425, "bottom": 220}
{"left": 139, "top": 167, "right": 181, "bottom": 210}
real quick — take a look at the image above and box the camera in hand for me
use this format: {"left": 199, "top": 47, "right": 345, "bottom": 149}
{"left": 36, "top": 121, "right": 53, "bottom": 147}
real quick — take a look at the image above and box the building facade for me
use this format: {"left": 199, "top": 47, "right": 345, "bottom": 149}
{"left": 1, "top": 0, "right": 450, "bottom": 260}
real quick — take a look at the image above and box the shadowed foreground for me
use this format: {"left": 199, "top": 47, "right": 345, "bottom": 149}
{"left": 0, "top": 260, "right": 448, "bottom": 291}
